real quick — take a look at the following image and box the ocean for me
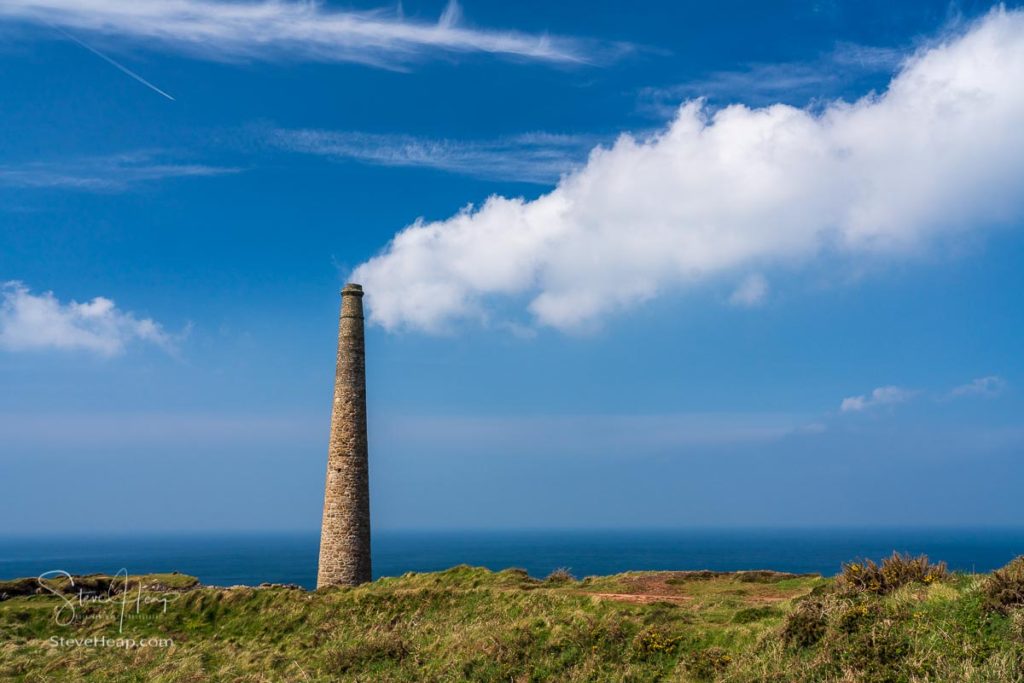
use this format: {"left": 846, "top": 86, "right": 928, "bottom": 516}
{"left": 2, "top": 529, "right": 1022, "bottom": 588}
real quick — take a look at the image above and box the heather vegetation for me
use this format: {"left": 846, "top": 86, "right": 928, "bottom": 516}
{"left": 1, "top": 555, "right": 1023, "bottom": 682}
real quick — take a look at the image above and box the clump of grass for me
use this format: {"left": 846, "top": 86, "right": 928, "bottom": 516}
{"left": 1010, "top": 609, "right": 1024, "bottom": 640}
{"left": 544, "top": 567, "right": 575, "bottom": 584}
{"left": 732, "top": 606, "right": 784, "bottom": 624}
{"left": 736, "top": 570, "right": 818, "bottom": 584}
{"left": 331, "top": 631, "right": 411, "bottom": 673}
{"left": 838, "top": 552, "right": 948, "bottom": 595}
{"left": 982, "top": 556, "right": 1024, "bottom": 615}
{"left": 665, "top": 570, "right": 815, "bottom": 586}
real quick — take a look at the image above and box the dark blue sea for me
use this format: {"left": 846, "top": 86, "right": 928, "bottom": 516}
{"left": 2, "top": 529, "right": 1022, "bottom": 589}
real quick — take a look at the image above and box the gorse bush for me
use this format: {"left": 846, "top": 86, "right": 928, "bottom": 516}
{"left": 631, "top": 626, "right": 682, "bottom": 657}
{"left": 685, "top": 647, "right": 732, "bottom": 680}
{"left": 838, "top": 552, "right": 948, "bottom": 595}
{"left": 782, "top": 595, "right": 834, "bottom": 648}
{"left": 982, "top": 556, "right": 1024, "bottom": 615}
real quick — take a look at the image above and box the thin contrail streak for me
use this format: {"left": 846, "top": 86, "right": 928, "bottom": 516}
{"left": 53, "top": 27, "right": 175, "bottom": 101}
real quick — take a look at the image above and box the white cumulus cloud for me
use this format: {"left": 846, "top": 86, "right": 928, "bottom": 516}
{"left": 0, "top": 282, "right": 175, "bottom": 356}
{"left": 0, "top": 0, "right": 618, "bottom": 68}
{"left": 354, "top": 9, "right": 1024, "bottom": 333}
{"left": 840, "top": 386, "right": 917, "bottom": 413}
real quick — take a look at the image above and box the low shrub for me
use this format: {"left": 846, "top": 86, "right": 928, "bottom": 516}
{"left": 782, "top": 596, "right": 832, "bottom": 648}
{"left": 685, "top": 646, "right": 732, "bottom": 680}
{"left": 839, "top": 552, "right": 947, "bottom": 595}
{"left": 630, "top": 626, "right": 682, "bottom": 658}
{"left": 983, "top": 556, "right": 1024, "bottom": 615}
{"left": 837, "top": 617, "right": 911, "bottom": 681}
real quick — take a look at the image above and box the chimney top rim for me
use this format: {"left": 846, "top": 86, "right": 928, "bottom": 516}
{"left": 341, "top": 283, "right": 364, "bottom": 296}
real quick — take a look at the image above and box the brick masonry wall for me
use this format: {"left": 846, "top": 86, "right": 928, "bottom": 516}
{"left": 316, "top": 283, "right": 372, "bottom": 587}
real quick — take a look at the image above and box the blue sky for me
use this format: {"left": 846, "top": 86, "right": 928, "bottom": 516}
{"left": 1, "top": 0, "right": 1023, "bottom": 533}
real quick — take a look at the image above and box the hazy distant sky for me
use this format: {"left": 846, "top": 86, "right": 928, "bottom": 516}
{"left": 1, "top": 0, "right": 1023, "bottom": 532}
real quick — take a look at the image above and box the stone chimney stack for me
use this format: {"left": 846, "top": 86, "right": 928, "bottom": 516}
{"left": 317, "top": 283, "right": 372, "bottom": 587}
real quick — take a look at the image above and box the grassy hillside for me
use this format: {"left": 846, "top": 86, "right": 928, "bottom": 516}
{"left": 1, "top": 555, "right": 1023, "bottom": 682}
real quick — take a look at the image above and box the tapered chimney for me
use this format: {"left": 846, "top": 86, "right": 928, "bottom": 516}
{"left": 317, "top": 283, "right": 371, "bottom": 587}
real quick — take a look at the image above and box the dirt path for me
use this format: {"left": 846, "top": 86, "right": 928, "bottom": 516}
{"left": 582, "top": 592, "right": 693, "bottom": 604}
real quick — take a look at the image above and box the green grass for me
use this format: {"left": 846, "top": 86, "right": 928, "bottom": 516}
{"left": 1, "top": 561, "right": 1022, "bottom": 682}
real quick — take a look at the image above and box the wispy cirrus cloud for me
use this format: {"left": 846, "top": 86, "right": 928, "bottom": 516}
{"left": 0, "top": 150, "right": 237, "bottom": 191}
{"left": 0, "top": 0, "right": 624, "bottom": 69}
{"left": 0, "top": 281, "right": 179, "bottom": 356}
{"left": 950, "top": 375, "right": 1007, "bottom": 399}
{"left": 638, "top": 41, "right": 906, "bottom": 116}
{"left": 266, "top": 128, "right": 602, "bottom": 184}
